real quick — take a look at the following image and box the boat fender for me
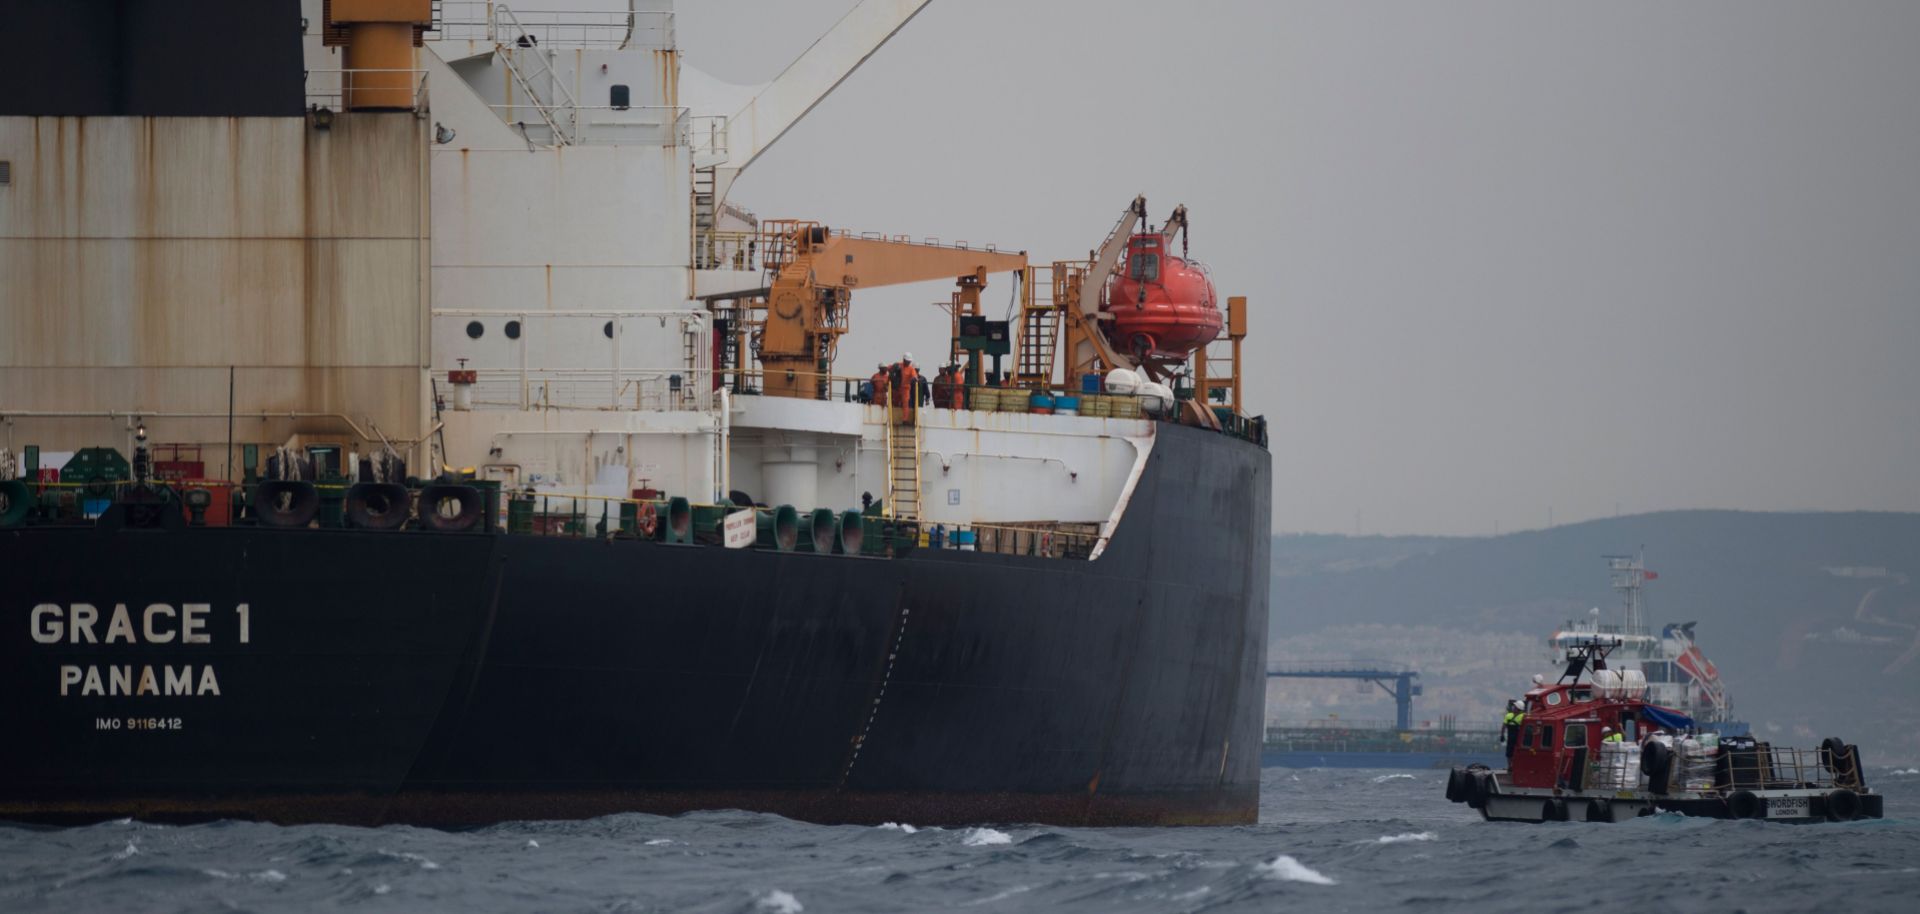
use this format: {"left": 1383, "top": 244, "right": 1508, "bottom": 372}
{"left": 1543, "top": 798, "right": 1568, "bottom": 822}
{"left": 1641, "top": 741, "right": 1673, "bottom": 795}
{"left": 1446, "top": 769, "right": 1467, "bottom": 803}
{"left": 254, "top": 480, "right": 320, "bottom": 528}
{"left": 1825, "top": 789, "right": 1861, "bottom": 821}
{"left": 1821, "top": 737, "right": 1849, "bottom": 778}
{"left": 1726, "top": 789, "right": 1761, "bottom": 820}
{"left": 1467, "top": 771, "right": 1491, "bottom": 810}
{"left": 1861, "top": 793, "right": 1884, "bottom": 819}
{"left": 344, "top": 483, "right": 411, "bottom": 530}
{"left": 418, "top": 484, "right": 483, "bottom": 532}
{"left": 1843, "top": 744, "right": 1866, "bottom": 789}
{"left": 1585, "top": 799, "right": 1614, "bottom": 823}
{"left": 0, "top": 479, "right": 31, "bottom": 528}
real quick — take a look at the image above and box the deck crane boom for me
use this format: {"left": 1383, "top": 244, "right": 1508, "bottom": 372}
{"left": 752, "top": 222, "right": 1027, "bottom": 399}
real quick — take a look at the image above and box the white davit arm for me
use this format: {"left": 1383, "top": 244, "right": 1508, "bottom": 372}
{"left": 722, "top": 0, "right": 932, "bottom": 176}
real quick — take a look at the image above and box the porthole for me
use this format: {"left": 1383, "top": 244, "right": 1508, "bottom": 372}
{"left": 505, "top": 320, "right": 522, "bottom": 339}
{"left": 603, "top": 321, "right": 614, "bottom": 339}
{"left": 465, "top": 321, "right": 485, "bottom": 339}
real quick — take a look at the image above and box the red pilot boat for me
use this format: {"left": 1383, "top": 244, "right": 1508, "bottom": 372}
{"left": 1445, "top": 640, "right": 1882, "bottom": 823}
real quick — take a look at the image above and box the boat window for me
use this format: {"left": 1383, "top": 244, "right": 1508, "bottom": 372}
{"left": 1128, "top": 253, "right": 1160, "bottom": 282}
{"left": 610, "top": 84, "right": 631, "bottom": 110}
{"left": 1571, "top": 686, "right": 1593, "bottom": 702}
{"left": 1521, "top": 726, "right": 1535, "bottom": 749}
{"left": 1539, "top": 725, "right": 1555, "bottom": 749}
{"left": 1564, "top": 724, "right": 1587, "bottom": 749}
{"left": 1544, "top": 692, "right": 1563, "bottom": 707}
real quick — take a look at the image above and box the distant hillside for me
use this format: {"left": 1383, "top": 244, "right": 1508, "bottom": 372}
{"left": 1268, "top": 511, "right": 1920, "bottom": 764}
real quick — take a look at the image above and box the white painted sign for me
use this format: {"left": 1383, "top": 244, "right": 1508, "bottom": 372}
{"left": 1765, "top": 796, "right": 1809, "bottom": 819}
{"left": 723, "top": 509, "right": 756, "bottom": 549}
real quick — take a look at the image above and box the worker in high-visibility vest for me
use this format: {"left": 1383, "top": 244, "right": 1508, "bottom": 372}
{"left": 897, "top": 353, "right": 919, "bottom": 423}
{"left": 869, "top": 363, "right": 890, "bottom": 408}
{"left": 1602, "top": 726, "right": 1624, "bottom": 743}
{"left": 1501, "top": 700, "right": 1526, "bottom": 757}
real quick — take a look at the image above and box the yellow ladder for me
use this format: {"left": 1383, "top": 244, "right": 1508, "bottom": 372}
{"left": 884, "top": 417, "right": 921, "bottom": 521}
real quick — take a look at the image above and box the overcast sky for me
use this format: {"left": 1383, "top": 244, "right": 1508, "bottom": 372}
{"left": 665, "top": 0, "right": 1920, "bottom": 535}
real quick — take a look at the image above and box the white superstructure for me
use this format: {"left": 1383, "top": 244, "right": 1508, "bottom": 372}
{"left": 1, "top": 0, "right": 1154, "bottom": 547}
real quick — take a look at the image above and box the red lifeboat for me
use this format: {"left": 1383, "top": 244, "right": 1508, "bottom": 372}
{"left": 1104, "top": 232, "right": 1223, "bottom": 360}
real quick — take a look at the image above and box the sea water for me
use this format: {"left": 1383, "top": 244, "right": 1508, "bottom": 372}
{"left": 3, "top": 767, "right": 1915, "bottom": 913}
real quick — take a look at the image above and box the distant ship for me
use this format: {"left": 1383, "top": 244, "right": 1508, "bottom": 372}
{"left": 1547, "top": 553, "right": 1749, "bottom": 736}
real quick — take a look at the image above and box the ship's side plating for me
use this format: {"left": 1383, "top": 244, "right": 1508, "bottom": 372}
{"left": 0, "top": 423, "right": 1267, "bottom": 826}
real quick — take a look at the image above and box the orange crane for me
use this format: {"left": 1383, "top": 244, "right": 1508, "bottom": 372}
{"left": 752, "top": 222, "right": 1027, "bottom": 399}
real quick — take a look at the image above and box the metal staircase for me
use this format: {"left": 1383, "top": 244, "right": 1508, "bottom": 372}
{"left": 1014, "top": 265, "right": 1061, "bottom": 387}
{"left": 883, "top": 418, "right": 921, "bottom": 521}
{"left": 492, "top": 4, "right": 577, "bottom": 145}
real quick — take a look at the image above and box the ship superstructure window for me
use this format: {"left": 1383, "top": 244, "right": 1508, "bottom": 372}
{"left": 466, "top": 321, "right": 485, "bottom": 339}
{"left": 1564, "top": 723, "right": 1587, "bottom": 749}
{"left": 603, "top": 321, "right": 614, "bottom": 338}
{"left": 1540, "top": 726, "right": 1555, "bottom": 749}
{"left": 505, "top": 320, "right": 522, "bottom": 340}
{"left": 610, "top": 85, "right": 630, "bottom": 110}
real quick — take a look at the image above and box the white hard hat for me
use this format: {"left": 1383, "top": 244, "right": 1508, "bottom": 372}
{"left": 903, "top": 352, "right": 913, "bottom": 363}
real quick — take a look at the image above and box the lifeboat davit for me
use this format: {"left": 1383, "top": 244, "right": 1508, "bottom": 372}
{"left": 1104, "top": 232, "right": 1223, "bottom": 360}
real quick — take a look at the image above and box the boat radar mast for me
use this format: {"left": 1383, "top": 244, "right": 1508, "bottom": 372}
{"left": 1605, "top": 549, "right": 1654, "bottom": 636}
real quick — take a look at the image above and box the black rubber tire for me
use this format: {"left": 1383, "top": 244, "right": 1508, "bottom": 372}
{"left": 1446, "top": 769, "right": 1467, "bottom": 803}
{"left": 417, "top": 484, "right": 483, "bottom": 533}
{"left": 0, "top": 479, "right": 31, "bottom": 528}
{"left": 1726, "top": 789, "right": 1761, "bottom": 820}
{"left": 1821, "top": 737, "right": 1849, "bottom": 778}
{"left": 1826, "top": 789, "right": 1861, "bottom": 821}
{"left": 1861, "top": 793, "right": 1884, "bottom": 819}
{"left": 1467, "top": 771, "right": 1491, "bottom": 810}
{"left": 345, "top": 483, "right": 411, "bottom": 531}
{"left": 1586, "top": 799, "right": 1614, "bottom": 823}
{"left": 1543, "top": 798, "right": 1568, "bottom": 822}
{"left": 1642, "top": 742, "right": 1673, "bottom": 795}
{"left": 254, "top": 480, "right": 320, "bottom": 528}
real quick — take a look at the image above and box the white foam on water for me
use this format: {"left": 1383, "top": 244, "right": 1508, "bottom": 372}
{"left": 1257, "top": 855, "right": 1335, "bottom": 885}
{"left": 202, "top": 869, "right": 237, "bottom": 880}
{"left": 754, "top": 889, "right": 804, "bottom": 913}
{"left": 1172, "top": 886, "right": 1212, "bottom": 901}
{"left": 112, "top": 841, "right": 139, "bottom": 860}
{"left": 373, "top": 883, "right": 391, "bottom": 895}
{"left": 1890, "top": 767, "right": 1920, "bottom": 776}
{"left": 1374, "top": 832, "right": 1437, "bottom": 844}
{"left": 1370, "top": 774, "right": 1416, "bottom": 783}
{"left": 381, "top": 849, "right": 440, "bottom": 870}
{"left": 644, "top": 838, "right": 674, "bottom": 846}
{"left": 876, "top": 822, "right": 919, "bottom": 834}
{"left": 961, "top": 828, "right": 1013, "bottom": 847}
{"left": 250, "top": 869, "right": 287, "bottom": 884}
{"left": 526, "top": 839, "right": 540, "bottom": 849}
{"left": 963, "top": 885, "right": 1032, "bottom": 906}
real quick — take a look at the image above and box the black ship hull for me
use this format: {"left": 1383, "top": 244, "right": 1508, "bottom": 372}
{"left": 0, "top": 424, "right": 1270, "bottom": 828}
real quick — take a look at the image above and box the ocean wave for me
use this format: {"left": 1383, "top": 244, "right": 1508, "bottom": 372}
{"left": 754, "top": 889, "right": 804, "bottom": 913}
{"left": 1258, "top": 854, "right": 1336, "bottom": 885}
{"left": 962, "top": 828, "right": 1013, "bottom": 847}
{"left": 1374, "top": 831, "right": 1437, "bottom": 844}
{"left": 876, "top": 822, "right": 919, "bottom": 834}
{"left": 1370, "top": 774, "right": 1416, "bottom": 783}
